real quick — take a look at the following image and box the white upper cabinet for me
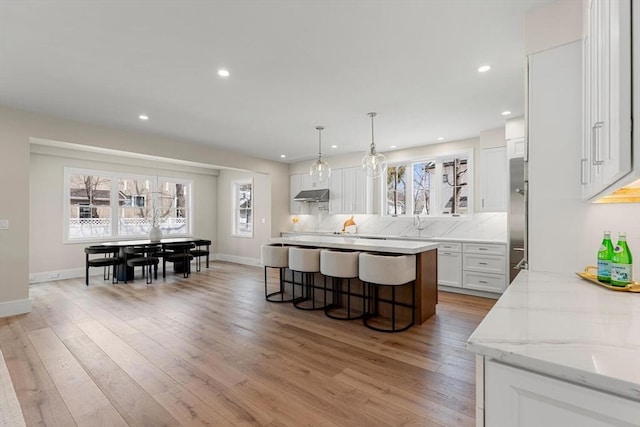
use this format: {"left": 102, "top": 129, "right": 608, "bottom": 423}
{"left": 479, "top": 146, "right": 507, "bottom": 212}
{"left": 581, "top": 0, "right": 632, "bottom": 200}
{"left": 329, "top": 167, "right": 367, "bottom": 214}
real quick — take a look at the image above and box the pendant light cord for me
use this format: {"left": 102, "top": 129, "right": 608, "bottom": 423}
{"left": 368, "top": 112, "right": 377, "bottom": 154}
{"left": 316, "top": 125, "right": 324, "bottom": 161}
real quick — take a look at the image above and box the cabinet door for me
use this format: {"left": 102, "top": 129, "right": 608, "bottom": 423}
{"left": 342, "top": 167, "right": 366, "bottom": 214}
{"left": 438, "top": 251, "right": 462, "bottom": 288}
{"left": 582, "top": 0, "right": 632, "bottom": 199}
{"left": 329, "top": 169, "right": 343, "bottom": 214}
{"left": 486, "top": 360, "right": 640, "bottom": 426}
{"left": 479, "top": 147, "right": 507, "bottom": 212}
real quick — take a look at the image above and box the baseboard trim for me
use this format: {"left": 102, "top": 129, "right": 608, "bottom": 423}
{"left": 438, "top": 285, "right": 501, "bottom": 299}
{"left": 0, "top": 298, "right": 32, "bottom": 318}
{"left": 214, "top": 253, "right": 261, "bottom": 267}
{"left": 29, "top": 256, "right": 260, "bottom": 284}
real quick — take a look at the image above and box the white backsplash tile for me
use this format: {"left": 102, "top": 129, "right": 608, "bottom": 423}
{"left": 287, "top": 212, "right": 507, "bottom": 242}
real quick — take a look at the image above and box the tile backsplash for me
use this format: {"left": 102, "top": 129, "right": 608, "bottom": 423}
{"left": 287, "top": 212, "right": 507, "bottom": 242}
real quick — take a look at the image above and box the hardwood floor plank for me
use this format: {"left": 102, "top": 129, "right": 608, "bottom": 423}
{"left": 3, "top": 261, "right": 494, "bottom": 426}
{"left": 27, "top": 327, "right": 128, "bottom": 426}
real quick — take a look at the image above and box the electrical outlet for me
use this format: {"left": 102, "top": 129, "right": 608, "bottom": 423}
{"left": 48, "top": 272, "right": 60, "bottom": 279}
{"left": 0, "top": 219, "right": 8, "bottom": 230}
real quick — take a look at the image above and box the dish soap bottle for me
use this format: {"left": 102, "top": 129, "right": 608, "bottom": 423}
{"left": 611, "top": 232, "right": 633, "bottom": 287}
{"left": 597, "top": 231, "right": 614, "bottom": 282}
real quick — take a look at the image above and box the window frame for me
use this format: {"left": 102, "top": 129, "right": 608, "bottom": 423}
{"left": 231, "top": 177, "right": 254, "bottom": 238}
{"left": 64, "top": 167, "right": 193, "bottom": 243}
{"left": 385, "top": 149, "right": 474, "bottom": 218}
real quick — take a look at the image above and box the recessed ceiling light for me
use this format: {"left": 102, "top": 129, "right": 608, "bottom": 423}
{"left": 501, "top": 110, "right": 511, "bottom": 116}
{"left": 331, "top": 145, "right": 338, "bottom": 149}
{"left": 280, "top": 154, "right": 286, "bottom": 158}
{"left": 138, "top": 114, "right": 149, "bottom": 120}
{"left": 437, "top": 137, "right": 444, "bottom": 141}
{"left": 217, "top": 69, "right": 230, "bottom": 77}
{"left": 390, "top": 145, "right": 397, "bottom": 149}
{"left": 478, "top": 65, "right": 491, "bottom": 73}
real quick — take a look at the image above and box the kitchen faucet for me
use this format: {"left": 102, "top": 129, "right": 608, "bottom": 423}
{"left": 413, "top": 215, "right": 424, "bottom": 236}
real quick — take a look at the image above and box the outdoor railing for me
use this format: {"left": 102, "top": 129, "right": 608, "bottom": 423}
{"left": 69, "top": 217, "right": 187, "bottom": 239}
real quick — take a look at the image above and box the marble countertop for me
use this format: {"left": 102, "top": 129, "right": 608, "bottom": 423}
{"left": 271, "top": 234, "right": 439, "bottom": 254}
{"left": 280, "top": 231, "right": 506, "bottom": 245}
{"left": 467, "top": 270, "right": 640, "bottom": 400}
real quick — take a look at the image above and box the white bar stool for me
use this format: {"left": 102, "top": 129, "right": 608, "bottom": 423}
{"left": 289, "top": 247, "right": 325, "bottom": 310}
{"left": 261, "top": 244, "right": 293, "bottom": 303}
{"left": 320, "top": 249, "right": 363, "bottom": 320}
{"left": 359, "top": 252, "right": 416, "bottom": 332}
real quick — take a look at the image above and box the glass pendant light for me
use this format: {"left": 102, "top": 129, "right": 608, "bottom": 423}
{"left": 361, "top": 112, "right": 387, "bottom": 178}
{"left": 309, "top": 125, "right": 331, "bottom": 183}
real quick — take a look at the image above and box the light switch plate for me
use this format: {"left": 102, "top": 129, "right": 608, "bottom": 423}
{"left": 0, "top": 220, "right": 8, "bottom": 230}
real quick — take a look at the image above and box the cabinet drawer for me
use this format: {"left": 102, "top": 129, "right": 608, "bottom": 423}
{"left": 463, "top": 271, "right": 505, "bottom": 293}
{"left": 463, "top": 254, "right": 505, "bottom": 274}
{"left": 437, "top": 242, "right": 462, "bottom": 252}
{"left": 463, "top": 243, "right": 505, "bottom": 256}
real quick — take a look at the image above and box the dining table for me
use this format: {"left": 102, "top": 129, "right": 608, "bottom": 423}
{"left": 100, "top": 237, "right": 204, "bottom": 281}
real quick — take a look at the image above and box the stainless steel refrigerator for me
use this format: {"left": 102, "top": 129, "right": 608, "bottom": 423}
{"left": 508, "top": 138, "right": 527, "bottom": 282}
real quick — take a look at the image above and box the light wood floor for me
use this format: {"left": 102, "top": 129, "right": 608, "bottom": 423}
{"left": 0, "top": 261, "right": 495, "bottom": 427}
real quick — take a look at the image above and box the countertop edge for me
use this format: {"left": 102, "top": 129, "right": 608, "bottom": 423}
{"left": 280, "top": 231, "right": 507, "bottom": 245}
{"left": 466, "top": 341, "right": 640, "bottom": 401}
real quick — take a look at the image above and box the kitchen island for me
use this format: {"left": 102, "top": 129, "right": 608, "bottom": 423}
{"left": 271, "top": 235, "right": 439, "bottom": 324}
{"left": 467, "top": 270, "right": 640, "bottom": 426}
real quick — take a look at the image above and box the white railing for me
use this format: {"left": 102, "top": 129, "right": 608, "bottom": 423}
{"left": 69, "top": 217, "right": 188, "bottom": 239}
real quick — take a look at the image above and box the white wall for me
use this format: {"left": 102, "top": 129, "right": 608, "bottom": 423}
{"left": 0, "top": 106, "right": 290, "bottom": 317}
{"left": 29, "top": 146, "right": 218, "bottom": 281}
{"left": 527, "top": 33, "right": 640, "bottom": 278}
{"left": 216, "top": 169, "right": 272, "bottom": 266}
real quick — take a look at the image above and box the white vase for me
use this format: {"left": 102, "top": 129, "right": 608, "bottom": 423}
{"left": 149, "top": 226, "right": 163, "bottom": 242}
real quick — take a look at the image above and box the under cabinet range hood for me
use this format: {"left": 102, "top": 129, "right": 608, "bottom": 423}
{"left": 293, "top": 189, "right": 330, "bottom": 202}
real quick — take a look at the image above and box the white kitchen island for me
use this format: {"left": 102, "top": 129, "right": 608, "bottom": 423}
{"left": 271, "top": 235, "right": 439, "bottom": 324}
{"left": 467, "top": 270, "right": 640, "bottom": 426}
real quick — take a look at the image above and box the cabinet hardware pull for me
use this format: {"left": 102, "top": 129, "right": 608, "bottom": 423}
{"left": 580, "top": 158, "right": 588, "bottom": 185}
{"left": 479, "top": 280, "right": 488, "bottom": 284}
{"left": 592, "top": 121, "right": 604, "bottom": 166}
{"left": 478, "top": 248, "right": 488, "bottom": 251}
{"left": 479, "top": 262, "right": 488, "bottom": 265}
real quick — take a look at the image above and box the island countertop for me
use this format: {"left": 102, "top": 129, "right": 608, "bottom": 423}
{"left": 467, "top": 270, "right": 640, "bottom": 401}
{"left": 271, "top": 234, "right": 439, "bottom": 254}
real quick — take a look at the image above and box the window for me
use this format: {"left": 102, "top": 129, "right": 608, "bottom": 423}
{"left": 385, "top": 151, "right": 472, "bottom": 217}
{"left": 68, "top": 173, "right": 112, "bottom": 238}
{"left": 232, "top": 178, "right": 253, "bottom": 237}
{"left": 65, "top": 168, "right": 192, "bottom": 242}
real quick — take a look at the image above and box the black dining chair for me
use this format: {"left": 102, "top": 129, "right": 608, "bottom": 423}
{"left": 123, "top": 245, "right": 161, "bottom": 284}
{"left": 163, "top": 242, "right": 195, "bottom": 278}
{"left": 84, "top": 245, "right": 122, "bottom": 286}
{"left": 190, "top": 239, "right": 211, "bottom": 272}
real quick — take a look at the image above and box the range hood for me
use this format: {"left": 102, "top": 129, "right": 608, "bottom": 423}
{"left": 293, "top": 189, "right": 330, "bottom": 202}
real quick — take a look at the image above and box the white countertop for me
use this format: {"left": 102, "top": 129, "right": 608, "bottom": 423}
{"left": 467, "top": 270, "right": 640, "bottom": 400}
{"left": 271, "top": 234, "right": 439, "bottom": 254}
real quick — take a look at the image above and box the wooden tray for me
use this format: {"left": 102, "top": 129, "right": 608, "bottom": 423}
{"left": 576, "top": 266, "right": 640, "bottom": 292}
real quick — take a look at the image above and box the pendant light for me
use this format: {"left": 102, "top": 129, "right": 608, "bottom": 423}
{"left": 309, "top": 125, "right": 331, "bottom": 183}
{"left": 361, "top": 112, "right": 387, "bottom": 178}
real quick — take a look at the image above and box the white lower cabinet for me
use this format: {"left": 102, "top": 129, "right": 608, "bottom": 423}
{"left": 485, "top": 360, "right": 640, "bottom": 427}
{"left": 437, "top": 242, "right": 462, "bottom": 287}
{"left": 436, "top": 241, "right": 507, "bottom": 294}
{"left": 462, "top": 243, "right": 507, "bottom": 293}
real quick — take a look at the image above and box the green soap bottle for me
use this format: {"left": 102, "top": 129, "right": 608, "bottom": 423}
{"left": 611, "top": 232, "right": 633, "bottom": 287}
{"left": 597, "top": 231, "right": 614, "bottom": 282}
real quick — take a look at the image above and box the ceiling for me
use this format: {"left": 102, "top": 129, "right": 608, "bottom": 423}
{"left": 0, "top": 0, "right": 552, "bottom": 164}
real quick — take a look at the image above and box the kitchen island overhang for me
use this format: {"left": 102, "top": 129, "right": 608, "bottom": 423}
{"left": 270, "top": 235, "right": 439, "bottom": 324}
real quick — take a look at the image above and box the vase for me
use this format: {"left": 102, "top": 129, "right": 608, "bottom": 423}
{"left": 149, "top": 226, "right": 163, "bottom": 242}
